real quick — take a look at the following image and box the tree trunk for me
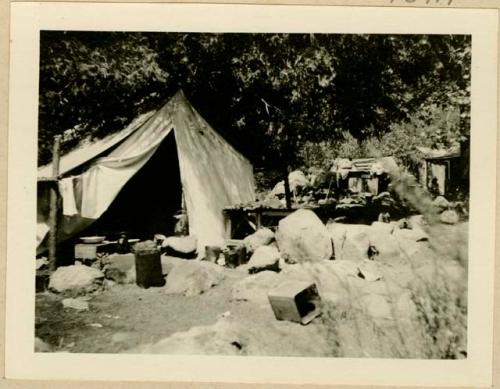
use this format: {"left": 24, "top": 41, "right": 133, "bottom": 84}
{"left": 283, "top": 164, "right": 292, "bottom": 209}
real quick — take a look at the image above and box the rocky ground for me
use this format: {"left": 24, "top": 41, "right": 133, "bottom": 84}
{"left": 35, "top": 210, "right": 468, "bottom": 359}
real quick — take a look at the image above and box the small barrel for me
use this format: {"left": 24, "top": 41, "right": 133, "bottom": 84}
{"left": 134, "top": 241, "right": 165, "bottom": 288}
{"left": 205, "top": 246, "right": 221, "bottom": 263}
{"left": 223, "top": 245, "right": 247, "bottom": 268}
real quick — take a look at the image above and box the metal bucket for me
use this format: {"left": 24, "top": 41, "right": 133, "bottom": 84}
{"left": 223, "top": 245, "right": 247, "bottom": 268}
{"left": 134, "top": 241, "right": 165, "bottom": 288}
{"left": 205, "top": 246, "right": 221, "bottom": 263}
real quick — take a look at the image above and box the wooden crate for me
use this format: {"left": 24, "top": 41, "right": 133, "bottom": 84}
{"left": 268, "top": 281, "right": 322, "bottom": 325}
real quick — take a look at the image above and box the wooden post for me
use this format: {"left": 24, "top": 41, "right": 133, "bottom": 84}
{"left": 223, "top": 211, "right": 232, "bottom": 239}
{"left": 48, "top": 135, "right": 61, "bottom": 271}
{"left": 283, "top": 164, "right": 292, "bottom": 209}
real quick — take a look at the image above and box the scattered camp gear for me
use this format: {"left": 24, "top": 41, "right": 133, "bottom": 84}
{"left": 223, "top": 244, "right": 247, "bottom": 268}
{"left": 116, "top": 232, "right": 131, "bottom": 254}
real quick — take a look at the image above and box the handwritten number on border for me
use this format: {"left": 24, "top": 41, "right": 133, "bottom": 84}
{"left": 390, "top": 0, "right": 454, "bottom": 4}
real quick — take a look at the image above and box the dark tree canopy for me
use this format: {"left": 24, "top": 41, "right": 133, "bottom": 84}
{"left": 38, "top": 32, "right": 470, "bottom": 171}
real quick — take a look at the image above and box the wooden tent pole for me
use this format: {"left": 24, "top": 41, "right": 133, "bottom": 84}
{"left": 48, "top": 135, "right": 61, "bottom": 271}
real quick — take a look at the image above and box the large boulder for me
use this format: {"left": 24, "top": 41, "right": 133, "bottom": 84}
{"left": 164, "top": 261, "right": 225, "bottom": 297}
{"left": 247, "top": 246, "right": 281, "bottom": 274}
{"left": 328, "top": 223, "right": 370, "bottom": 262}
{"left": 371, "top": 221, "right": 396, "bottom": 234}
{"left": 49, "top": 264, "right": 104, "bottom": 293}
{"left": 276, "top": 209, "right": 333, "bottom": 263}
{"left": 160, "top": 255, "right": 186, "bottom": 275}
{"left": 368, "top": 226, "right": 401, "bottom": 261}
{"left": 243, "top": 228, "right": 274, "bottom": 253}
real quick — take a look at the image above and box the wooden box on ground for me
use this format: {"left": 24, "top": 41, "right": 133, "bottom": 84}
{"left": 268, "top": 281, "right": 322, "bottom": 325}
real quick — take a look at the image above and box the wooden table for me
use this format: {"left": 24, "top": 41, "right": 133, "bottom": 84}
{"left": 223, "top": 206, "right": 321, "bottom": 239}
{"left": 74, "top": 242, "right": 117, "bottom": 260}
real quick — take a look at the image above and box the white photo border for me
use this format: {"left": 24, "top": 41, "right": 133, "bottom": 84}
{"left": 6, "top": 2, "right": 498, "bottom": 386}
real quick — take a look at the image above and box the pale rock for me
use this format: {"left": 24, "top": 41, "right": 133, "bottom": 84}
{"left": 433, "top": 196, "right": 450, "bottom": 210}
{"left": 112, "top": 332, "right": 132, "bottom": 343}
{"left": 440, "top": 210, "right": 459, "bottom": 225}
{"left": 247, "top": 246, "right": 281, "bottom": 274}
{"left": 164, "top": 261, "right": 225, "bottom": 296}
{"left": 35, "top": 337, "right": 52, "bottom": 352}
{"left": 395, "top": 291, "right": 418, "bottom": 318}
{"left": 371, "top": 221, "right": 395, "bottom": 234}
{"left": 62, "top": 298, "right": 89, "bottom": 311}
{"left": 131, "top": 319, "right": 244, "bottom": 355}
{"left": 270, "top": 170, "right": 310, "bottom": 197}
{"left": 328, "top": 260, "right": 360, "bottom": 278}
{"left": 231, "top": 271, "right": 282, "bottom": 303}
{"left": 409, "top": 214, "right": 426, "bottom": 228}
{"left": 276, "top": 209, "right": 333, "bottom": 263}
{"left": 160, "top": 255, "right": 186, "bottom": 275}
{"left": 368, "top": 229, "right": 401, "bottom": 261}
{"left": 393, "top": 228, "right": 427, "bottom": 259}
{"left": 397, "top": 218, "right": 412, "bottom": 229}
{"left": 394, "top": 227, "right": 428, "bottom": 242}
{"left": 49, "top": 264, "right": 104, "bottom": 292}
{"left": 164, "top": 235, "right": 198, "bottom": 255}
{"left": 357, "top": 260, "right": 383, "bottom": 281}
{"left": 243, "top": 228, "right": 275, "bottom": 253}
{"left": 361, "top": 294, "right": 393, "bottom": 320}
{"left": 328, "top": 223, "right": 371, "bottom": 261}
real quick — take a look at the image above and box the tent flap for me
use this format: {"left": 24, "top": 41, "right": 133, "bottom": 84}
{"left": 173, "top": 93, "right": 255, "bottom": 251}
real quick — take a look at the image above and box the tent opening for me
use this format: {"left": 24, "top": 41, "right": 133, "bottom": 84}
{"left": 78, "top": 132, "right": 183, "bottom": 241}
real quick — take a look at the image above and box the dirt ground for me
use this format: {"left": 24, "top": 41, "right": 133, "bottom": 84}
{"left": 37, "top": 271, "right": 245, "bottom": 353}
{"left": 35, "top": 267, "right": 332, "bottom": 356}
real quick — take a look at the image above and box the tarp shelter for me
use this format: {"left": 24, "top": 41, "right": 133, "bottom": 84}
{"left": 416, "top": 146, "right": 461, "bottom": 196}
{"left": 331, "top": 157, "right": 398, "bottom": 195}
{"left": 37, "top": 91, "right": 256, "bottom": 255}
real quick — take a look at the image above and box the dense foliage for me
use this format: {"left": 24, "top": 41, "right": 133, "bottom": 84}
{"left": 39, "top": 32, "right": 470, "bottom": 174}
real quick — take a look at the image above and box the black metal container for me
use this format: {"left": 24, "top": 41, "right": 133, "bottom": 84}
{"left": 134, "top": 241, "right": 165, "bottom": 288}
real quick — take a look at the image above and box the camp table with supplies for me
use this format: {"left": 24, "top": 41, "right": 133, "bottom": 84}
{"left": 74, "top": 241, "right": 116, "bottom": 261}
{"left": 74, "top": 238, "right": 140, "bottom": 261}
{"left": 222, "top": 204, "right": 323, "bottom": 239}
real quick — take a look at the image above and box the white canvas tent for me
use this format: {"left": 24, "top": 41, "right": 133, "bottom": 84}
{"left": 37, "top": 91, "right": 255, "bottom": 254}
